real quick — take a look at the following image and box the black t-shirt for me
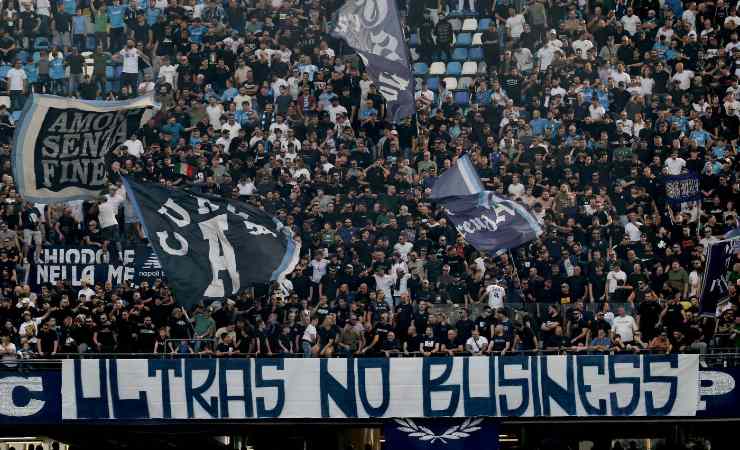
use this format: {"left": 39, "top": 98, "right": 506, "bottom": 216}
{"left": 38, "top": 329, "right": 58, "bottom": 353}
{"left": 421, "top": 334, "right": 437, "bottom": 352}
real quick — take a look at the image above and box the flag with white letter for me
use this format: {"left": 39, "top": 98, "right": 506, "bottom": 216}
{"left": 431, "top": 155, "right": 542, "bottom": 255}
{"left": 12, "top": 93, "right": 157, "bottom": 203}
{"left": 332, "top": 0, "right": 415, "bottom": 122}
{"left": 123, "top": 178, "right": 300, "bottom": 308}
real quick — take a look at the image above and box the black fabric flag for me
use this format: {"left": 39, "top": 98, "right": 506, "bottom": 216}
{"left": 332, "top": 0, "right": 415, "bottom": 122}
{"left": 123, "top": 178, "right": 300, "bottom": 309}
{"left": 700, "top": 238, "right": 740, "bottom": 315}
{"left": 12, "top": 94, "right": 156, "bottom": 203}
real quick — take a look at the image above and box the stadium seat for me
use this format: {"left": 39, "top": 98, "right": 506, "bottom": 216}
{"left": 429, "top": 62, "right": 446, "bottom": 75}
{"left": 446, "top": 61, "right": 462, "bottom": 76}
{"left": 477, "top": 61, "right": 488, "bottom": 74}
{"left": 455, "top": 33, "right": 472, "bottom": 47}
{"left": 17, "top": 50, "right": 29, "bottom": 63}
{"left": 449, "top": 18, "right": 462, "bottom": 32}
{"left": 409, "top": 33, "right": 419, "bottom": 48}
{"left": 451, "top": 48, "right": 468, "bottom": 61}
{"left": 462, "top": 18, "right": 478, "bottom": 32}
{"left": 11, "top": 111, "right": 21, "bottom": 122}
{"left": 0, "top": 65, "right": 10, "bottom": 80}
{"left": 478, "top": 18, "right": 492, "bottom": 30}
{"left": 426, "top": 77, "right": 440, "bottom": 91}
{"left": 461, "top": 61, "right": 478, "bottom": 75}
{"left": 472, "top": 33, "right": 483, "bottom": 46}
{"left": 0, "top": 96, "right": 10, "bottom": 109}
{"left": 458, "top": 77, "right": 474, "bottom": 90}
{"left": 454, "top": 91, "right": 470, "bottom": 105}
{"left": 413, "top": 62, "right": 429, "bottom": 76}
{"left": 469, "top": 47, "right": 484, "bottom": 61}
{"left": 443, "top": 77, "right": 458, "bottom": 91}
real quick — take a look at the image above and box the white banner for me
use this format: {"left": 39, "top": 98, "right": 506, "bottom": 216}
{"left": 61, "top": 355, "right": 699, "bottom": 420}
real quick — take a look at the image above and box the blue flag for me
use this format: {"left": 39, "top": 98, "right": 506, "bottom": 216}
{"left": 441, "top": 191, "right": 543, "bottom": 255}
{"left": 385, "top": 418, "right": 498, "bottom": 450}
{"left": 431, "top": 155, "right": 542, "bottom": 255}
{"left": 429, "top": 154, "right": 484, "bottom": 200}
{"left": 332, "top": 0, "right": 415, "bottom": 122}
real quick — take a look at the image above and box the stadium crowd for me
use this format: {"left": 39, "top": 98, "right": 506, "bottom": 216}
{"left": 0, "top": 0, "right": 738, "bottom": 359}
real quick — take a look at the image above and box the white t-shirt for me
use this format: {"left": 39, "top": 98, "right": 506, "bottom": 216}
{"left": 465, "top": 336, "right": 489, "bottom": 355}
{"left": 506, "top": 15, "right": 526, "bottom": 39}
{"left": 589, "top": 104, "right": 606, "bottom": 120}
{"left": 612, "top": 315, "right": 638, "bottom": 342}
{"left": 671, "top": 70, "right": 694, "bottom": 90}
{"left": 621, "top": 15, "right": 641, "bottom": 35}
{"left": 120, "top": 48, "right": 141, "bottom": 74}
{"left": 6, "top": 68, "right": 27, "bottom": 91}
{"left": 124, "top": 138, "right": 144, "bottom": 158}
{"left": 158, "top": 64, "right": 179, "bottom": 86}
{"left": 606, "top": 269, "right": 627, "bottom": 293}
{"left": 309, "top": 258, "right": 328, "bottom": 283}
{"left": 486, "top": 284, "right": 506, "bottom": 309}
{"left": 625, "top": 221, "right": 643, "bottom": 242}
{"left": 572, "top": 39, "right": 594, "bottom": 59}
{"left": 98, "top": 189, "right": 126, "bottom": 229}
{"left": 665, "top": 156, "right": 687, "bottom": 175}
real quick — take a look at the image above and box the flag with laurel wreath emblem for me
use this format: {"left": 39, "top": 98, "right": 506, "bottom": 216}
{"left": 384, "top": 418, "right": 498, "bottom": 450}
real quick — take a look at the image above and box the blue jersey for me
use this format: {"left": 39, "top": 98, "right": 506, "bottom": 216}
{"left": 146, "top": 7, "right": 161, "bottom": 26}
{"left": 24, "top": 63, "right": 38, "bottom": 83}
{"left": 63, "top": 0, "right": 77, "bottom": 15}
{"left": 49, "top": 58, "right": 65, "bottom": 79}
{"left": 109, "top": 5, "right": 127, "bottom": 28}
{"left": 188, "top": 25, "right": 206, "bottom": 44}
{"left": 72, "top": 15, "right": 86, "bottom": 34}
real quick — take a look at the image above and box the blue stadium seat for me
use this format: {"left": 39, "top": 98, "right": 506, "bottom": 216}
{"left": 426, "top": 77, "right": 440, "bottom": 91}
{"left": 451, "top": 48, "right": 468, "bottom": 61}
{"left": 455, "top": 33, "right": 472, "bottom": 47}
{"left": 446, "top": 61, "right": 462, "bottom": 76}
{"left": 454, "top": 91, "right": 470, "bottom": 105}
{"left": 469, "top": 47, "right": 484, "bottom": 61}
{"left": 0, "top": 65, "right": 10, "bottom": 80}
{"left": 17, "top": 51, "right": 29, "bottom": 63}
{"left": 409, "top": 33, "right": 419, "bottom": 48}
{"left": 478, "top": 18, "right": 492, "bottom": 30}
{"left": 413, "top": 62, "right": 429, "bottom": 76}
{"left": 11, "top": 111, "right": 21, "bottom": 122}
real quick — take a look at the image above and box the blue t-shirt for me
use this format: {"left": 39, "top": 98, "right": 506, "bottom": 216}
{"left": 49, "top": 58, "right": 65, "bottom": 79}
{"left": 530, "top": 117, "right": 549, "bottom": 136}
{"left": 109, "top": 5, "right": 127, "bottom": 29}
{"left": 24, "top": 63, "right": 38, "bottom": 83}
{"left": 188, "top": 25, "right": 206, "bottom": 44}
{"left": 146, "top": 7, "right": 161, "bottom": 26}
{"left": 73, "top": 15, "right": 86, "bottom": 34}
{"left": 63, "top": 0, "right": 77, "bottom": 15}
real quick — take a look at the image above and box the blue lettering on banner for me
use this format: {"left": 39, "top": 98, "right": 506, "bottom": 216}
{"left": 0, "top": 370, "right": 61, "bottom": 423}
{"left": 60, "top": 356, "right": 702, "bottom": 420}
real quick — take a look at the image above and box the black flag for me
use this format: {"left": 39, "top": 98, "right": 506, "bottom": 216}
{"left": 123, "top": 178, "right": 300, "bottom": 308}
{"left": 332, "top": 0, "right": 415, "bottom": 122}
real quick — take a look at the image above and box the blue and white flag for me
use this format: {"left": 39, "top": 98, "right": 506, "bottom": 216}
{"left": 431, "top": 155, "right": 542, "bottom": 255}
{"left": 12, "top": 93, "right": 157, "bottom": 203}
{"left": 429, "top": 154, "right": 484, "bottom": 200}
{"left": 332, "top": 0, "right": 415, "bottom": 122}
{"left": 385, "top": 418, "right": 498, "bottom": 450}
{"left": 441, "top": 191, "right": 543, "bottom": 255}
